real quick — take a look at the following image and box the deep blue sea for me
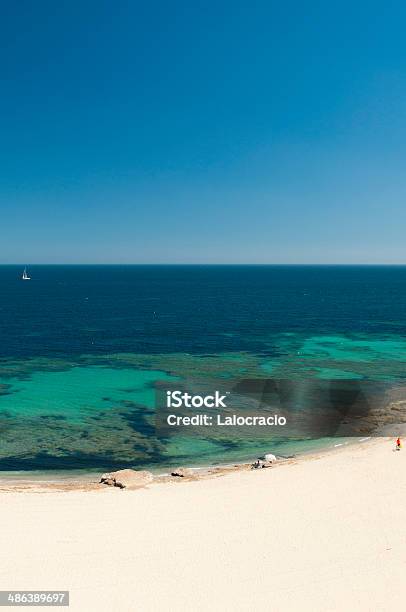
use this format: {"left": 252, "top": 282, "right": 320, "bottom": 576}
{"left": 0, "top": 265, "right": 405, "bottom": 473}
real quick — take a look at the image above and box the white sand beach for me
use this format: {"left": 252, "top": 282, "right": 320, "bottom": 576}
{"left": 0, "top": 438, "right": 405, "bottom": 611}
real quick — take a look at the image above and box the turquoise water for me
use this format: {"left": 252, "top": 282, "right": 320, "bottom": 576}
{"left": 0, "top": 265, "right": 405, "bottom": 471}
{"left": 0, "top": 333, "right": 405, "bottom": 472}
{"left": 1, "top": 366, "right": 175, "bottom": 420}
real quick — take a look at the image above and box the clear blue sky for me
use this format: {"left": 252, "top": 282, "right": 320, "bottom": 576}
{"left": 1, "top": 1, "right": 406, "bottom": 263}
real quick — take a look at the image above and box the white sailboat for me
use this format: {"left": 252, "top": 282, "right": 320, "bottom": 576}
{"left": 21, "top": 267, "right": 31, "bottom": 280}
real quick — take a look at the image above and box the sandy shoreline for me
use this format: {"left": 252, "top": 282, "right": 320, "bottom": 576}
{"left": 0, "top": 437, "right": 404, "bottom": 611}
{"left": 0, "top": 437, "right": 368, "bottom": 491}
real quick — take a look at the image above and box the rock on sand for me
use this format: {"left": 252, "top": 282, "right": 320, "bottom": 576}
{"left": 100, "top": 469, "right": 153, "bottom": 490}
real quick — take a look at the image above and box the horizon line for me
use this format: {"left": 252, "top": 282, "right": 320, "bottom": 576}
{"left": 2, "top": 263, "right": 406, "bottom": 267}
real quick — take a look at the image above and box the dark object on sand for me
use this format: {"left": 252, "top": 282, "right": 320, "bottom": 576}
{"left": 170, "top": 467, "right": 195, "bottom": 478}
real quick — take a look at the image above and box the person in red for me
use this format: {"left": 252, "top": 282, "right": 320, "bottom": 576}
{"left": 396, "top": 437, "right": 401, "bottom": 451}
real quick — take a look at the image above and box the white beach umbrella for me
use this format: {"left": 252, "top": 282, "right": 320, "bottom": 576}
{"left": 264, "top": 453, "right": 277, "bottom": 463}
